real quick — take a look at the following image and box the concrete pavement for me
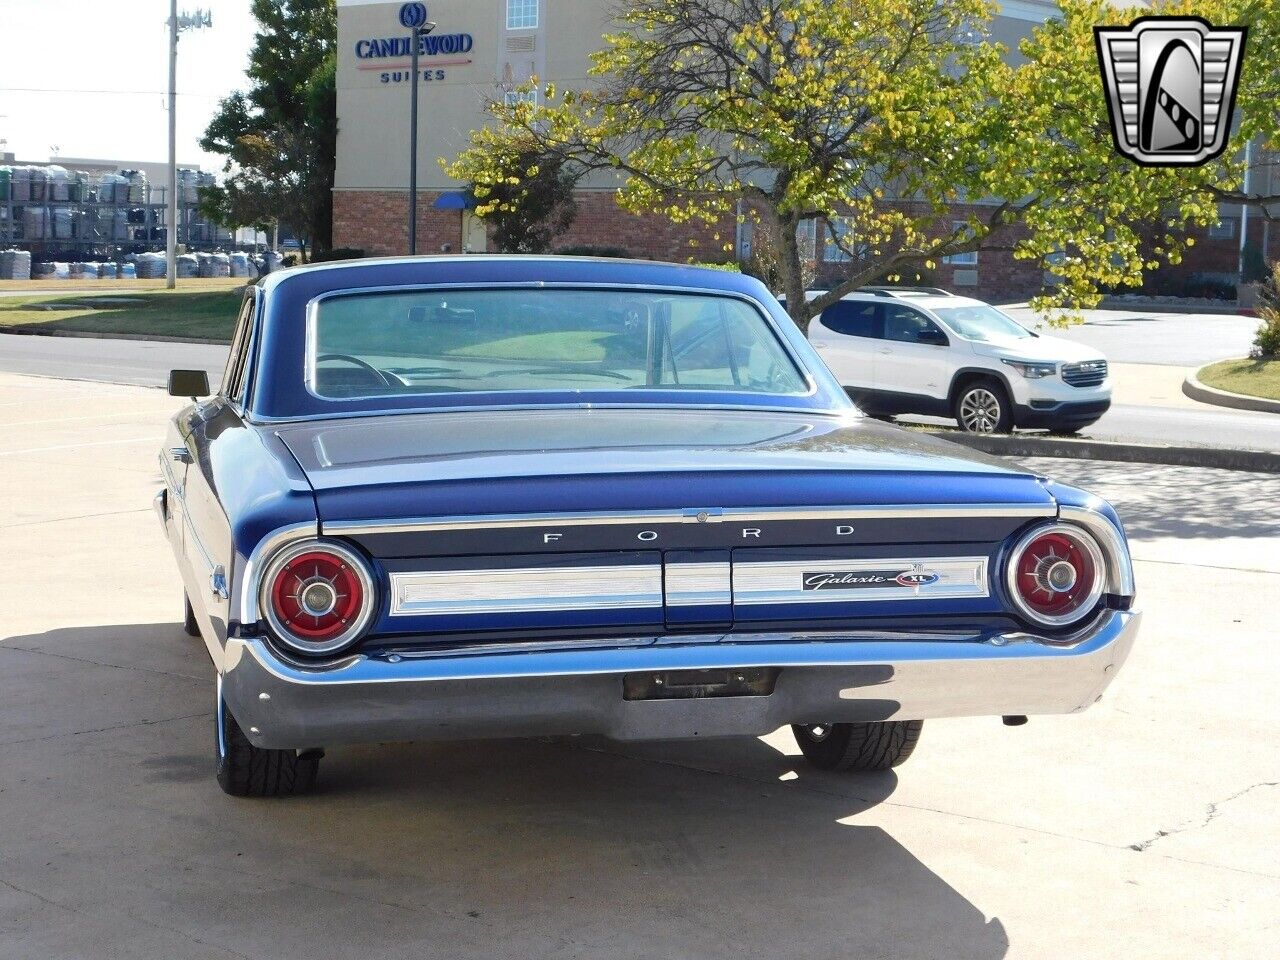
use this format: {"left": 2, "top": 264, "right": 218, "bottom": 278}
{"left": 1, "top": 372, "right": 1277, "bottom": 960}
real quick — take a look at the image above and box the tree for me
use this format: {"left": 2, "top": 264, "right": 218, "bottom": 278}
{"left": 466, "top": 150, "right": 579, "bottom": 252}
{"left": 200, "top": 0, "right": 337, "bottom": 259}
{"left": 447, "top": 0, "right": 1280, "bottom": 330}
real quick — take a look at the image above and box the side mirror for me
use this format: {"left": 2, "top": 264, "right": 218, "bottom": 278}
{"left": 916, "top": 328, "right": 948, "bottom": 346}
{"left": 168, "top": 369, "right": 211, "bottom": 399}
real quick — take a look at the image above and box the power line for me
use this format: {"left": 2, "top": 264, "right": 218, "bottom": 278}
{"left": 0, "top": 86, "right": 225, "bottom": 98}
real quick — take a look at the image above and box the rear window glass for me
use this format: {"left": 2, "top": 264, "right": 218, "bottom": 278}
{"left": 820, "top": 301, "right": 880, "bottom": 338}
{"left": 308, "top": 288, "right": 808, "bottom": 399}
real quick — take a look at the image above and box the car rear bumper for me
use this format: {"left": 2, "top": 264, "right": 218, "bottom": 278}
{"left": 222, "top": 609, "right": 1140, "bottom": 749}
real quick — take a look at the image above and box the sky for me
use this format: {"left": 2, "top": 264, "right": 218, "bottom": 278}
{"left": 0, "top": 0, "right": 256, "bottom": 172}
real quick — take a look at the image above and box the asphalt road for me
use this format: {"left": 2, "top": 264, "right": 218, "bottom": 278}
{"left": 1003, "top": 307, "right": 1258, "bottom": 366}
{"left": 1, "top": 372, "right": 1276, "bottom": 959}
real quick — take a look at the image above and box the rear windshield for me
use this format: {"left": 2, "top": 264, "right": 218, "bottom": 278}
{"left": 308, "top": 288, "right": 808, "bottom": 399}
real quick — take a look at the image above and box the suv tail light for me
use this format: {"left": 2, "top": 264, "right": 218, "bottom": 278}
{"left": 1005, "top": 524, "right": 1106, "bottom": 629}
{"left": 260, "top": 540, "right": 376, "bottom": 654}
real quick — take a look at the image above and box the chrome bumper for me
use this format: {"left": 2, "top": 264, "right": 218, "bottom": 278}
{"left": 222, "top": 609, "right": 1140, "bottom": 749}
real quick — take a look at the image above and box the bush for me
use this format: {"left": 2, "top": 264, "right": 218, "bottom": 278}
{"left": 1180, "top": 273, "right": 1236, "bottom": 301}
{"left": 310, "top": 247, "right": 365, "bottom": 263}
{"left": 1253, "top": 261, "right": 1280, "bottom": 359}
{"left": 555, "top": 245, "right": 631, "bottom": 258}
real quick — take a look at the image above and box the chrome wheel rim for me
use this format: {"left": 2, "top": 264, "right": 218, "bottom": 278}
{"left": 959, "top": 388, "right": 1002, "bottom": 433}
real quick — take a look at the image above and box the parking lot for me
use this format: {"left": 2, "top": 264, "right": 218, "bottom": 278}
{"left": 1, "top": 370, "right": 1277, "bottom": 960}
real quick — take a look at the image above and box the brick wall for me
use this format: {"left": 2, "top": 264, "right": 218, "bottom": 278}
{"left": 333, "top": 188, "right": 730, "bottom": 261}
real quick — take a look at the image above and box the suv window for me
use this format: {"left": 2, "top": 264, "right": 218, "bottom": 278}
{"left": 819, "top": 300, "right": 880, "bottom": 338}
{"left": 883, "top": 304, "right": 944, "bottom": 344}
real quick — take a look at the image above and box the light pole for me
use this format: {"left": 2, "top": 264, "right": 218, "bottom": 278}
{"left": 166, "top": 5, "right": 211, "bottom": 289}
{"left": 400, "top": 2, "right": 435, "bottom": 254}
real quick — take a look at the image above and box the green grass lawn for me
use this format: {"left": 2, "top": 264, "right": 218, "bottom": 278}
{"left": 1197, "top": 357, "right": 1280, "bottom": 401}
{"left": 0, "top": 287, "right": 244, "bottom": 341}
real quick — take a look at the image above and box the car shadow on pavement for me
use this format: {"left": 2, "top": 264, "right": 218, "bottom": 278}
{"left": 1024, "top": 457, "right": 1280, "bottom": 542}
{"left": 2, "top": 621, "right": 1010, "bottom": 960}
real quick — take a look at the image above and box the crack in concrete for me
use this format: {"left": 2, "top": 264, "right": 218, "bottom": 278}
{"left": 0, "top": 875, "right": 265, "bottom": 960}
{"left": 0, "top": 506, "right": 150, "bottom": 529}
{"left": 1129, "top": 781, "right": 1279, "bottom": 852}
{"left": 0, "top": 710, "right": 211, "bottom": 748}
{"left": 0, "top": 642, "right": 208, "bottom": 683}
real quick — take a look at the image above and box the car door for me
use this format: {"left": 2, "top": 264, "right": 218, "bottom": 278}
{"left": 876, "top": 304, "right": 952, "bottom": 405}
{"left": 807, "top": 299, "right": 882, "bottom": 390}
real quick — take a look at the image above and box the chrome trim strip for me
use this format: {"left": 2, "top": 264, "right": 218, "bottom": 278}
{"left": 238, "top": 521, "right": 323, "bottom": 625}
{"left": 732, "top": 556, "right": 990, "bottom": 605}
{"left": 248, "top": 401, "right": 857, "bottom": 426}
{"left": 326, "top": 502, "right": 1054, "bottom": 537}
{"left": 228, "top": 608, "right": 1139, "bottom": 687}
{"left": 389, "top": 563, "right": 663, "bottom": 617}
{"left": 1059, "top": 504, "right": 1136, "bottom": 597}
{"left": 664, "top": 561, "right": 732, "bottom": 607}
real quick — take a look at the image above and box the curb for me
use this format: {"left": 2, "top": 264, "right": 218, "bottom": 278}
{"left": 1097, "top": 297, "right": 1256, "bottom": 316}
{"left": 924, "top": 430, "right": 1280, "bottom": 474}
{"left": 1, "top": 327, "right": 228, "bottom": 346}
{"left": 1182, "top": 363, "right": 1280, "bottom": 415}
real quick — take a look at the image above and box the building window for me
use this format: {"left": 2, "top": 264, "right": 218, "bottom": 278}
{"left": 1208, "top": 219, "right": 1236, "bottom": 240}
{"left": 823, "top": 216, "right": 868, "bottom": 263}
{"left": 504, "top": 88, "right": 537, "bottom": 107}
{"left": 943, "top": 221, "right": 978, "bottom": 266}
{"left": 796, "top": 219, "right": 817, "bottom": 262}
{"left": 507, "top": 0, "right": 538, "bottom": 30}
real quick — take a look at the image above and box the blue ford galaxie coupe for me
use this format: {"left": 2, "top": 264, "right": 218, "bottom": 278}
{"left": 157, "top": 256, "right": 1139, "bottom": 796}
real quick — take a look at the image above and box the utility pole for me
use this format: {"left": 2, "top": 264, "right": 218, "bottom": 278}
{"left": 400, "top": 2, "right": 435, "bottom": 254}
{"left": 166, "top": 6, "right": 211, "bottom": 289}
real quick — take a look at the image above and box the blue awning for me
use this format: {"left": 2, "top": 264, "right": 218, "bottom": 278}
{"left": 433, "top": 191, "right": 474, "bottom": 210}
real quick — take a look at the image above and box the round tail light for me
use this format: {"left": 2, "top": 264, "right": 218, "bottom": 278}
{"left": 260, "top": 540, "right": 376, "bottom": 654}
{"left": 1005, "top": 524, "right": 1106, "bottom": 628}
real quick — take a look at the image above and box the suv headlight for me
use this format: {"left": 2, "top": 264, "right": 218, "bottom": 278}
{"left": 1001, "top": 359, "right": 1057, "bottom": 379}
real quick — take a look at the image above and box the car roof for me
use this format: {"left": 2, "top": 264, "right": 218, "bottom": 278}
{"left": 807, "top": 289, "right": 991, "bottom": 311}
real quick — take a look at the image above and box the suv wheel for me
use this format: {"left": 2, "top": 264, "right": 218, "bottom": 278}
{"left": 954, "top": 380, "right": 1012, "bottom": 434}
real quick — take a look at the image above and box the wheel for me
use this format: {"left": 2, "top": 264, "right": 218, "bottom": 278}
{"left": 954, "top": 379, "right": 1012, "bottom": 434}
{"left": 183, "top": 593, "right": 201, "bottom": 637}
{"left": 791, "top": 720, "right": 924, "bottom": 771}
{"left": 216, "top": 699, "right": 321, "bottom": 797}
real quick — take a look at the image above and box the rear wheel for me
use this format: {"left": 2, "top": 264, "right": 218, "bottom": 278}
{"left": 216, "top": 701, "right": 321, "bottom": 797}
{"left": 792, "top": 720, "right": 924, "bottom": 771}
{"left": 183, "top": 593, "right": 201, "bottom": 637}
{"left": 954, "top": 379, "right": 1012, "bottom": 434}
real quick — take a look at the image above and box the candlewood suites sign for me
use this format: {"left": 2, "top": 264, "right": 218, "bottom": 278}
{"left": 353, "top": 3, "right": 474, "bottom": 85}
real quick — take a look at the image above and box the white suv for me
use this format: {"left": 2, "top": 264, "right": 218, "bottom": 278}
{"left": 805, "top": 288, "right": 1111, "bottom": 433}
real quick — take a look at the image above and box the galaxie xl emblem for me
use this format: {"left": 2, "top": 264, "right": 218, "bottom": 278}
{"left": 1095, "top": 17, "right": 1247, "bottom": 167}
{"left": 803, "top": 570, "right": 940, "bottom": 591}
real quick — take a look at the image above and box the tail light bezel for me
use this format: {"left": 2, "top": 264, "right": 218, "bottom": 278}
{"left": 1004, "top": 522, "right": 1108, "bottom": 629}
{"left": 259, "top": 539, "right": 377, "bottom": 655}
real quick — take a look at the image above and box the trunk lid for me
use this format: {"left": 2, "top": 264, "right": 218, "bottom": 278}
{"left": 276, "top": 409, "right": 1054, "bottom": 640}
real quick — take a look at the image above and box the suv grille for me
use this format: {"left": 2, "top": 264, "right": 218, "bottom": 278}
{"left": 1062, "top": 360, "right": 1108, "bottom": 387}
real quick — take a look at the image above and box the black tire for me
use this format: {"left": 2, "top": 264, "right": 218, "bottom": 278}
{"left": 953, "top": 379, "right": 1012, "bottom": 434}
{"left": 216, "top": 703, "right": 321, "bottom": 797}
{"left": 791, "top": 720, "right": 924, "bottom": 771}
{"left": 183, "top": 593, "right": 201, "bottom": 637}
